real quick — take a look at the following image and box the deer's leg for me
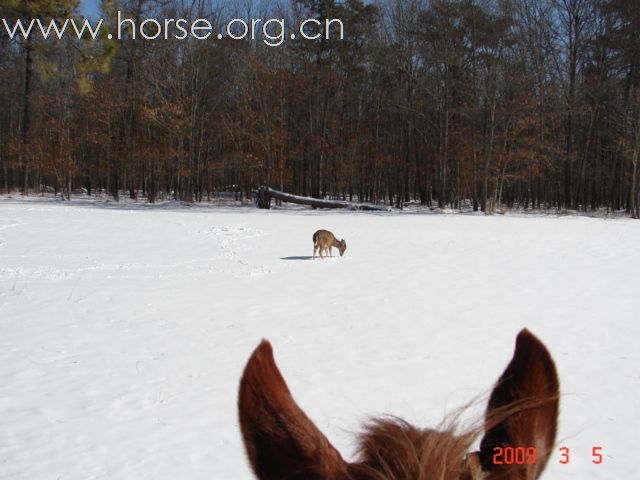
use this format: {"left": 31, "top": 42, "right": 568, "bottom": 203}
{"left": 313, "top": 244, "right": 318, "bottom": 258}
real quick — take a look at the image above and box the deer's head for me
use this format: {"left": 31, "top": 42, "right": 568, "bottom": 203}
{"left": 338, "top": 239, "right": 347, "bottom": 256}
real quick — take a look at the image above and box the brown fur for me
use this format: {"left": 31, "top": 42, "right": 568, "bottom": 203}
{"left": 313, "top": 229, "right": 347, "bottom": 259}
{"left": 238, "top": 329, "right": 559, "bottom": 480}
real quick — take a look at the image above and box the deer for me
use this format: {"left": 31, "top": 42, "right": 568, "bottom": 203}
{"left": 238, "top": 329, "right": 559, "bottom": 480}
{"left": 313, "top": 229, "right": 347, "bottom": 259}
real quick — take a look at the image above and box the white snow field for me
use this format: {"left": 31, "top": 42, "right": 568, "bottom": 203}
{"left": 1, "top": 197, "right": 639, "bottom": 479}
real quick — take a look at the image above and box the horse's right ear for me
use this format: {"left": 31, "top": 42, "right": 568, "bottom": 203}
{"left": 238, "top": 340, "right": 347, "bottom": 480}
{"left": 479, "top": 329, "right": 560, "bottom": 479}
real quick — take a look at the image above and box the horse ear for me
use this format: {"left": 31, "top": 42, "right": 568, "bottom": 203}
{"left": 479, "top": 329, "right": 559, "bottom": 479}
{"left": 238, "top": 340, "right": 347, "bottom": 480}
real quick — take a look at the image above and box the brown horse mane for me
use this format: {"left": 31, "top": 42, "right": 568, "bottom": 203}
{"left": 238, "top": 329, "right": 559, "bottom": 480}
{"left": 351, "top": 416, "right": 479, "bottom": 480}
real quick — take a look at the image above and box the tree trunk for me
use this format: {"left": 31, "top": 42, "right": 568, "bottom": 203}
{"left": 21, "top": 38, "right": 34, "bottom": 196}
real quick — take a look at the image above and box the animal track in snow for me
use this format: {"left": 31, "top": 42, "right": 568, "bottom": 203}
{"left": 209, "top": 225, "right": 272, "bottom": 277}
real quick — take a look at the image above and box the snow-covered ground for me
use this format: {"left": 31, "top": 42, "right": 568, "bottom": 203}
{"left": 1, "top": 196, "right": 638, "bottom": 479}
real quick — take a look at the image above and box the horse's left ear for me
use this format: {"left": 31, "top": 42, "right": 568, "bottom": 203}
{"left": 479, "top": 329, "right": 560, "bottom": 479}
{"left": 238, "top": 340, "right": 347, "bottom": 480}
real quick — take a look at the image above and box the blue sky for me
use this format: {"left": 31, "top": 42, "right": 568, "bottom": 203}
{"left": 79, "top": 0, "right": 101, "bottom": 18}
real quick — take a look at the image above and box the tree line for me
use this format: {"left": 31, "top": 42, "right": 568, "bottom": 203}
{"left": 1, "top": 0, "right": 639, "bottom": 217}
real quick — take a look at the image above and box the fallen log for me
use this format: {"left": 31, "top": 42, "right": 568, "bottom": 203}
{"left": 255, "top": 186, "right": 391, "bottom": 211}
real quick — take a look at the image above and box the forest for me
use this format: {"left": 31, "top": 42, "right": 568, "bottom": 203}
{"left": 1, "top": 0, "right": 639, "bottom": 217}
